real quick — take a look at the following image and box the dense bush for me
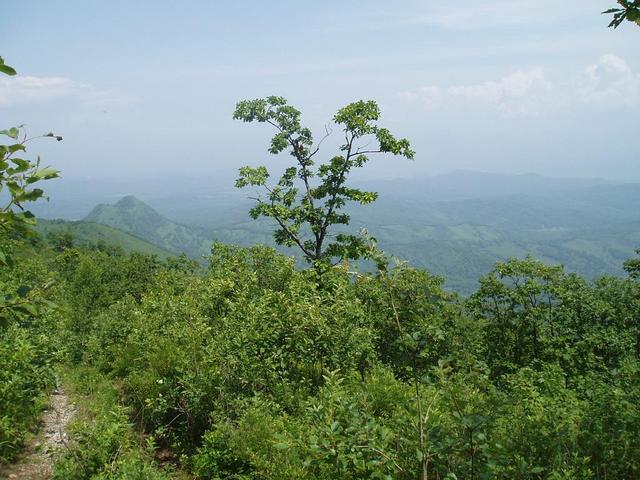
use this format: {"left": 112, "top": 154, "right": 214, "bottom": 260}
{"left": 0, "top": 246, "right": 58, "bottom": 463}
{"left": 2, "top": 233, "right": 638, "bottom": 478}
{"left": 38, "top": 241, "right": 639, "bottom": 479}
{"left": 0, "top": 324, "right": 55, "bottom": 462}
{"left": 53, "top": 367, "right": 172, "bottom": 480}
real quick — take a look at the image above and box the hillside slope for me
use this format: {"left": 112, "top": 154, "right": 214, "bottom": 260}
{"left": 84, "top": 195, "right": 210, "bottom": 258}
{"left": 35, "top": 219, "right": 175, "bottom": 258}
{"left": 145, "top": 175, "right": 640, "bottom": 293}
{"left": 33, "top": 173, "right": 640, "bottom": 294}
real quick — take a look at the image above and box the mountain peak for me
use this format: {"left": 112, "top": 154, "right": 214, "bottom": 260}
{"left": 86, "top": 195, "right": 160, "bottom": 223}
{"left": 115, "top": 195, "right": 146, "bottom": 208}
{"left": 83, "top": 195, "right": 209, "bottom": 259}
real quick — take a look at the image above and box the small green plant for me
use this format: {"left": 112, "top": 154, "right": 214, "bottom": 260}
{"left": 53, "top": 367, "right": 172, "bottom": 480}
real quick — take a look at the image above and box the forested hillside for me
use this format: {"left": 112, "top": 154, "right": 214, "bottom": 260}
{"left": 35, "top": 219, "right": 175, "bottom": 258}
{"left": 85, "top": 195, "right": 211, "bottom": 258}
{"left": 4, "top": 235, "right": 640, "bottom": 479}
{"left": 62, "top": 174, "right": 640, "bottom": 293}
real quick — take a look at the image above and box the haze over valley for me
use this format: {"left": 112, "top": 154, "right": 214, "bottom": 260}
{"left": 32, "top": 170, "right": 640, "bottom": 293}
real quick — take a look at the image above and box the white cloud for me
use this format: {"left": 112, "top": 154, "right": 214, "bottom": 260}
{"left": 401, "top": 68, "right": 551, "bottom": 117}
{"left": 0, "top": 75, "right": 133, "bottom": 107}
{"left": 401, "top": 54, "right": 640, "bottom": 117}
{"left": 578, "top": 54, "right": 640, "bottom": 106}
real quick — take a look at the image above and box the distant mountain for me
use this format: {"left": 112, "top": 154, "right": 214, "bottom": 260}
{"left": 35, "top": 219, "right": 174, "bottom": 258}
{"left": 29, "top": 170, "right": 622, "bottom": 220}
{"left": 144, "top": 174, "right": 640, "bottom": 294}
{"left": 354, "top": 171, "right": 613, "bottom": 201}
{"left": 84, "top": 195, "right": 211, "bottom": 259}
{"left": 33, "top": 172, "right": 640, "bottom": 294}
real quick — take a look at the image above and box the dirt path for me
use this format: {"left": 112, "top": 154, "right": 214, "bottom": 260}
{"left": 0, "top": 383, "right": 76, "bottom": 480}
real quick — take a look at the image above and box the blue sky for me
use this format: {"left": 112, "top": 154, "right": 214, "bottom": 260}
{"left": 2, "top": 0, "right": 639, "bottom": 182}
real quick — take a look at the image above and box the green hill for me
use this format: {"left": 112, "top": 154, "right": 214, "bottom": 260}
{"left": 84, "top": 195, "right": 211, "bottom": 258}
{"left": 143, "top": 176, "right": 640, "bottom": 294}
{"left": 35, "top": 219, "right": 175, "bottom": 258}
{"left": 34, "top": 174, "right": 640, "bottom": 294}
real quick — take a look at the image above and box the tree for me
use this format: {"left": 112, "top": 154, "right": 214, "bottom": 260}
{"left": 603, "top": 1, "right": 640, "bottom": 28}
{"left": 48, "top": 230, "right": 74, "bottom": 252}
{"left": 233, "top": 96, "right": 414, "bottom": 271}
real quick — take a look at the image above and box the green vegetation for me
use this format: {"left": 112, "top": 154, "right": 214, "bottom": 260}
{"left": 6, "top": 238, "right": 637, "bottom": 479}
{"left": 35, "top": 219, "right": 175, "bottom": 258}
{"left": 234, "top": 97, "right": 413, "bottom": 270}
{"left": 53, "top": 367, "right": 173, "bottom": 480}
{"left": 85, "top": 195, "right": 210, "bottom": 259}
{"left": 0, "top": 56, "right": 17, "bottom": 76}
{"left": 0, "top": 56, "right": 63, "bottom": 463}
{"left": 604, "top": 0, "right": 640, "bottom": 28}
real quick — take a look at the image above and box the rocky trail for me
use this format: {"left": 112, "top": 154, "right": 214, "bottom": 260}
{"left": 0, "top": 384, "right": 76, "bottom": 480}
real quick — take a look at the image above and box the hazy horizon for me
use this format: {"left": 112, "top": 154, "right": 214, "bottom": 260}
{"left": 29, "top": 169, "right": 639, "bottom": 223}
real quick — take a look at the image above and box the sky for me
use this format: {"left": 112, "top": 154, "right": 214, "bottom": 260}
{"left": 2, "top": 0, "right": 639, "bottom": 184}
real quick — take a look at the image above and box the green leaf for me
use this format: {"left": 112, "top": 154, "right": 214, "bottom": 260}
{"left": 0, "top": 64, "right": 17, "bottom": 76}
{"left": 17, "top": 285, "right": 32, "bottom": 298}
{"left": 10, "top": 157, "right": 30, "bottom": 172}
{"left": 16, "top": 188, "right": 45, "bottom": 202}
{"left": 27, "top": 167, "right": 59, "bottom": 183}
{"left": 8, "top": 143, "right": 26, "bottom": 153}
{"left": 13, "top": 301, "right": 38, "bottom": 316}
{"left": 0, "top": 251, "right": 14, "bottom": 268}
{"left": 0, "top": 127, "right": 20, "bottom": 139}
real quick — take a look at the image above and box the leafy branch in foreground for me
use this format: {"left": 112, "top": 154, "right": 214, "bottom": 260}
{"left": 0, "top": 126, "right": 62, "bottom": 252}
{"left": 233, "top": 96, "right": 414, "bottom": 271}
{"left": 603, "top": 0, "right": 640, "bottom": 28}
{"left": 0, "top": 57, "right": 61, "bottom": 325}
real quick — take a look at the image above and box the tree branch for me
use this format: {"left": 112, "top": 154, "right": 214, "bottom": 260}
{"left": 309, "top": 124, "right": 332, "bottom": 159}
{"left": 272, "top": 213, "right": 315, "bottom": 259}
{"left": 318, "top": 131, "right": 355, "bottom": 250}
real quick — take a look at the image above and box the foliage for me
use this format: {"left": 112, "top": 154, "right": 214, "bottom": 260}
{"left": 623, "top": 248, "right": 640, "bottom": 279}
{"left": 0, "top": 55, "right": 60, "bottom": 322}
{"left": 603, "top": 0, "right": 640, "bottom": 28}
{"left": 0, "top": 56, "right": 61, "bottom": 464}
{"left": 53, "top": 367, "right": 173, "bottom": 480}
{"left": 0, "top": 56, "right": 17, "bottom": 76}
{"left": 234, "top": 96, "right": 413, "bottom": 270}
{"left": 34, "top": 237, "right": 639, "bottom": 479}
{"left": 0, "top": 126, "right": 61, "bottom": 324}
{"left": 0, "top": 323, "right": 55, "bottom": 463}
